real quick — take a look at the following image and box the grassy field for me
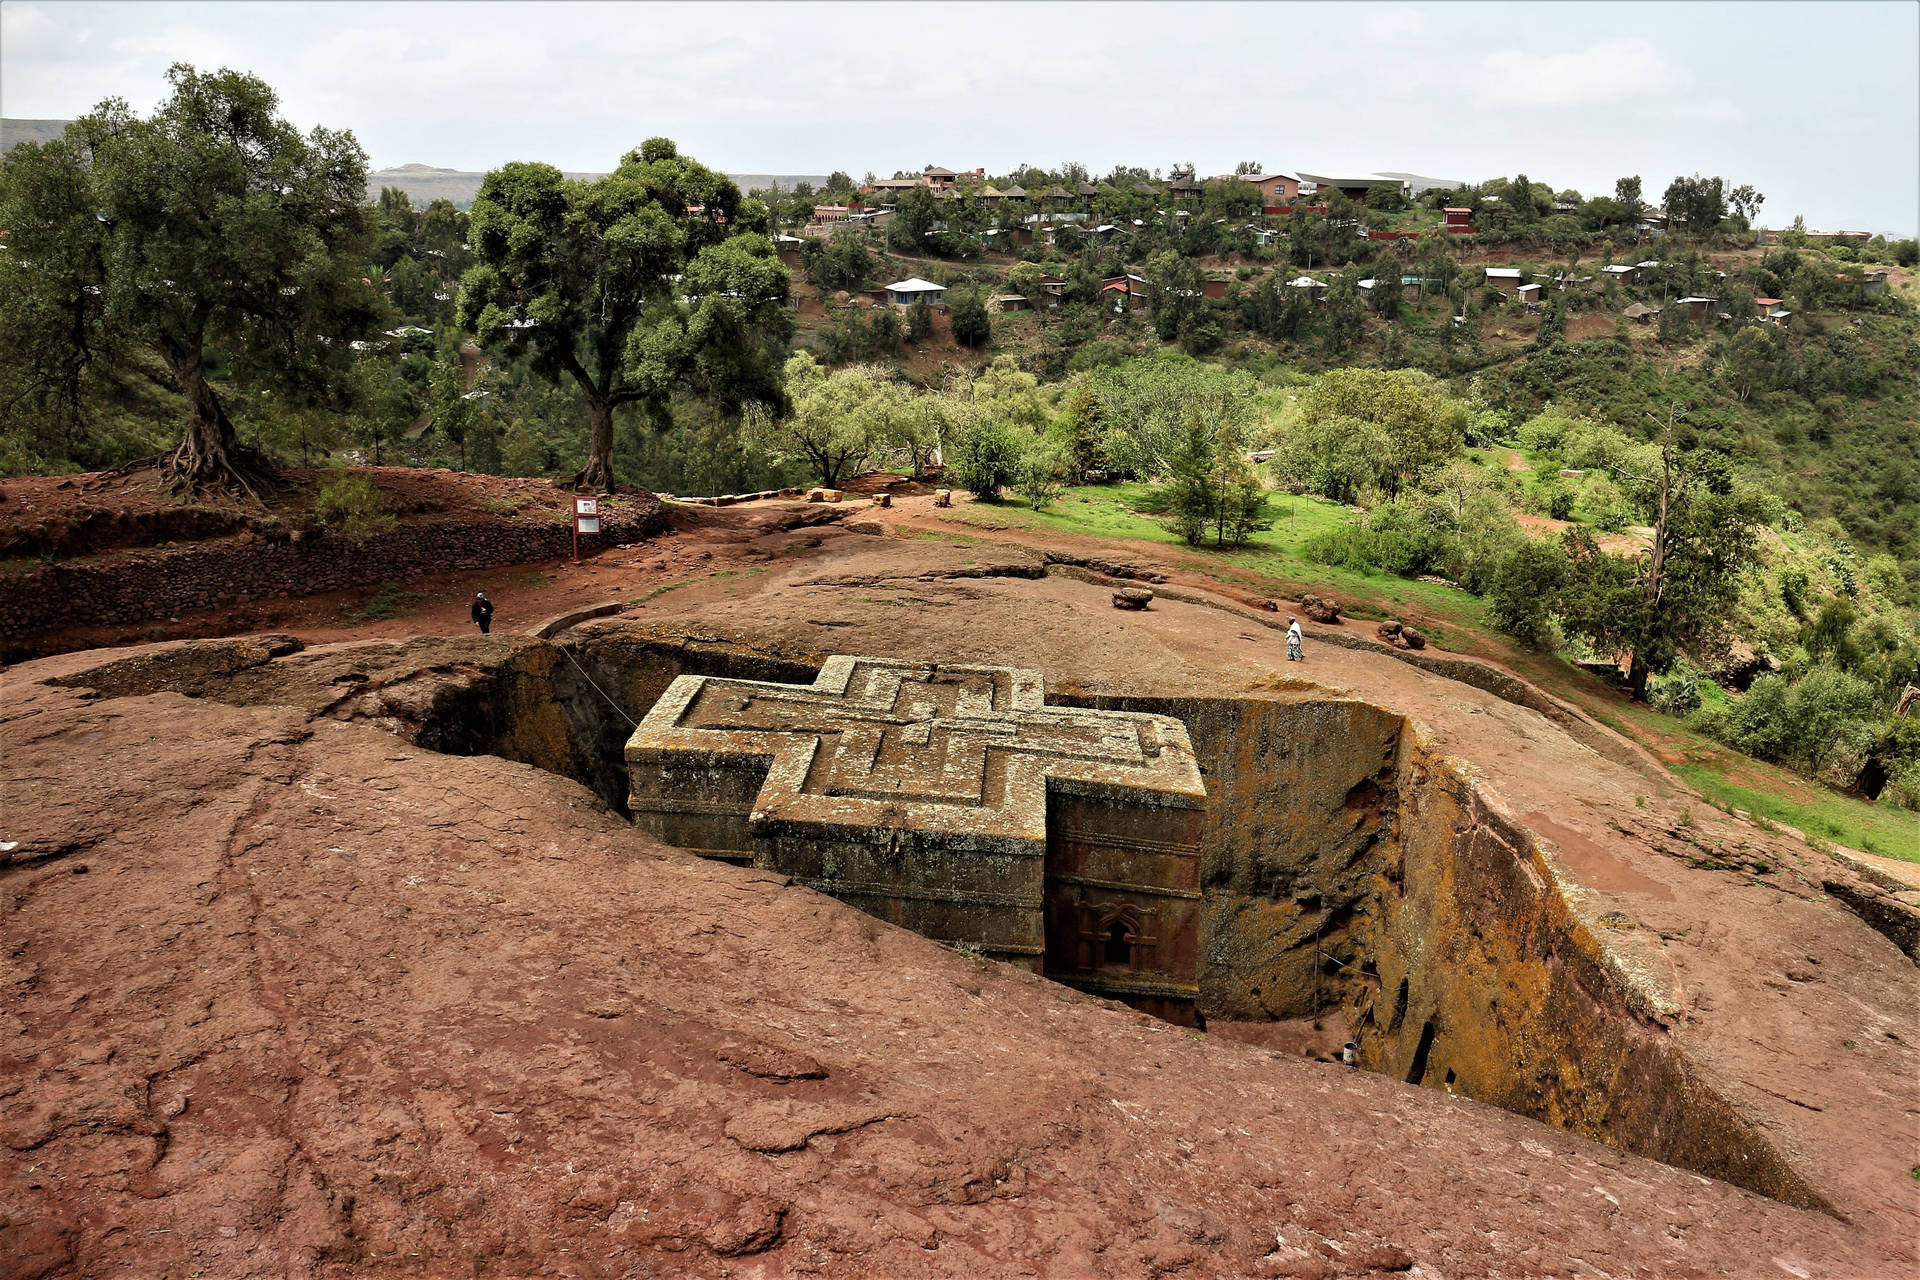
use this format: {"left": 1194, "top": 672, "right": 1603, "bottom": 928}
{"left": 1672, "top": 763, "right": 1917, "bottom": 860}
{"left": 943, "top": 483, "right": 1920, "bottom": 861}
{"left": 949, "top": 484, "right": 1494, "bottom": 653}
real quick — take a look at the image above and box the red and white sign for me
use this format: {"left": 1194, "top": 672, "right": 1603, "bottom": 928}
{"left": 573, "top": 496, "right": 601, "bottom": 534}
{"left": 572, "top": 496, "right": 602, "bottom": 563}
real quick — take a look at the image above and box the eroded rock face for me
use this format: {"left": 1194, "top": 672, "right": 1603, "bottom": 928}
{"left": 1056, "top": 689, "right": 1853, "bottom": 1213}
{"left": 1063, "top": 695, "right": 1402, "bottom": 1023}
{"left": 1354, "top": 745, "right": 1833, "bottom": 1212}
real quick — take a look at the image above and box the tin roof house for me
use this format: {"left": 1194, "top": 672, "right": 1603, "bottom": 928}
{"left": 883, "top": 277, "right": 947, "bottom": 307}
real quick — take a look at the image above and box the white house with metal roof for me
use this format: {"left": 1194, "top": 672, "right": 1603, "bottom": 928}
{"left": 882, "top": 277, "right": 947, "bottom": 307}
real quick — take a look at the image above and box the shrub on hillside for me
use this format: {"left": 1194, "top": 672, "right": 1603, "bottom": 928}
{"left": 1016, "top": 439, "right": 1068, "bottom": 511}
{"left": 1514, "top": 411, "right": 1585, "bottom": 456}
{"left": 947, "top": 419, "right": 1023, "bottom": 498}
{"left": 1489, "top": 539, "right": 1570, "bottom": 648}
{"left": 1691, "top": 663, "right": 1880, "bottom": 783}
{"left": 1579, "top": 473, "right": 1634, "bottom": 532}
{"left": 1649, "top": 662, "right": 1703, "bottom": 715}
{"left": 314, "top": 475, "right": 397, "bottom": 541}
{"left": 950, "top": 292, "right": 992, "bottom": 348}
{"left": 906, "top": 299, "right": 934, "bottom": 342}
{"left": 1303, "top": 504, "right": 1446, "bottom": 578}
{"left": 1524, "top": 477, "right": 1575, "bottom": 520}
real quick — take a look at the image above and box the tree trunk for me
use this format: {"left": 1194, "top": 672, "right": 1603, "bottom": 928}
{"left": 1627, "top": 653, "right": 1651, "bottom": 702}
{"left": 570, "top": 395, "right": 618, "bottom": 492}
{"left": 161, "top": 346, "right": 275, "bottom": 500}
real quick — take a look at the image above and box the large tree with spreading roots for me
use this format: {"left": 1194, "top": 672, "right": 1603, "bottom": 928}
{"left": 458, "top": 138, "right": 790, "bottom": 491}
{"left": 0, "top": 64, "right": 378, "bottom": 497}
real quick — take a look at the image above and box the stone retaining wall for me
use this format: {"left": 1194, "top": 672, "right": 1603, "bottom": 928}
{"left": 0, "top": 507, "right": 666, "bottom": 654}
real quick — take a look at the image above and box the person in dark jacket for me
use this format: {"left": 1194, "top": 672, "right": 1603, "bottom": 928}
{"left": 471, "top": 591, "right": 494, "bottom": 635}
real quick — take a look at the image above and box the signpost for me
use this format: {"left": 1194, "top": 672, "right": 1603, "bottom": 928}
{"left": 572, "top": 496, "right": 601, "bottom": 563}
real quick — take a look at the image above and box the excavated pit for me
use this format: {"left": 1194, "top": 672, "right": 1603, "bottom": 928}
{"left": 46, "top": 629, "right": 1831, "bottom": 1214}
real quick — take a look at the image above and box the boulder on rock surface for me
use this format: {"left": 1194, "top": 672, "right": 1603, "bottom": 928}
{"left": 932, "top": 489, "right": 953, "bottom": 508}
{"left": 871, "top": 493, "right": 892, "bottom": 508}
{"left": 1112, "top": 588, "right": 1153, "bottom": 611}
{"left": 1300, "top": 595, "right": 1341, "bottom": 624}
{"left": 1373, "top": 620, "right": 1428, "bottom": 651}
{"left": 805, "top": 488, "right": 843, "bottom": 504}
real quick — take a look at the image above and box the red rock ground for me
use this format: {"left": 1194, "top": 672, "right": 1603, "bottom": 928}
{"left": 4, "top": 477, "right": 1917, "bottom": 1278}
{"left": 2, "top": 655, "right": 1906, "bottom": 1280}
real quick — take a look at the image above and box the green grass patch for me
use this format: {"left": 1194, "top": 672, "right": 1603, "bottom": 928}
{"left": 948, "top": 484, "right": 1493, "bottom": 650}
{"left": 713, "top": 566, "right": 769, "bottom": 594}
{"left": 347, "top": 581, "right": 419, "bottom": 622}
{"left": 633, "top": 579, "right": 691, "bottom": 605}
{"left": 1671, "top": 762, "right": 1918, "bottom": 862}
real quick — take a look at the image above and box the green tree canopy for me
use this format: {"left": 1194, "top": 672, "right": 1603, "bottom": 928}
{"left": 749, "top": 352, "right": 901, "bottom": 488}
{"left": 458, "top": 137, "right": 788, "bottom": 490}
{"left": 1663, "top": 174, "right": 1728, "bottom": 236}
{"left": 1158, "top": 410, "right": 1270, "bottom": 548}
{"left": 886, "top": 185, "right": 938, "bottom": 252}
{"left": 970, "top": 356, "right": 1049, "bottom": 432}
{"left": 1090, "top": 355, "right": 1259, "bottom": 480}
{"left": 1143, "top": 250, "right": 1203, "bottom": 342}
{"left": 0, "top": 63, "right": 378, "bottom": 496}
{"left": 1296, "top": 368, "right": 1466, "bottom": 499}
{"left": 1271, "top": 414, "right": 1390, "bottom": 504}
{"left": 1558, "top": 422, "right": 1772, "bottom": 698}
{"left": 950, "top": 290, "right": 992, "bottom": 348}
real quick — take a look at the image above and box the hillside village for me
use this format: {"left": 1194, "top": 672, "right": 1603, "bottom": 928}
{"left": 770, "top": 161, "right": 1897, "bottom": 344}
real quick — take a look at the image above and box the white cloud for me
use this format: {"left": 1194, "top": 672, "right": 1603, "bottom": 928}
{"left": 1476, "top": 39, "right": 1672, "bottom": 106}
{"left": 1362, "top": 8, "right": 1426, "bottom": 43}
{"left": 1, "top": 2, "right": 1912, "bottom": 234}
{"left": 110, "top": 23, "right": 245, "bottom": 71}
{"left": 0, "top": 3, "right": 58, "bottom": 50}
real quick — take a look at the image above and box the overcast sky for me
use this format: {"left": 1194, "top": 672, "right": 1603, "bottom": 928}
{"left": 4, "top": 0, "right": 1916, "bottom": 234}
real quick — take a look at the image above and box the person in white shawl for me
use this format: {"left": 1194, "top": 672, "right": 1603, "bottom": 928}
{"left": 1286, "top": 615, "right": 1304, "bottom": 661}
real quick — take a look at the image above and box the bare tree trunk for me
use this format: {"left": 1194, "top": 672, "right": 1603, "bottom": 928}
{"left": 1627, "top": 653, "right": 1651, "bottom": 703}
{"left": 161, "top": 346, "right": 275, "bottom": 500}
{"left": 568, "top": 396, "right": 617, "bottom": 491}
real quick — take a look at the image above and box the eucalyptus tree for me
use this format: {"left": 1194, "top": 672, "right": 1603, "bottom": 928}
{"left": 0, "top": 64, "right": 378, "bottom": 496}
{"left": 459, "top": 138, "right": 788, "bottom": 491}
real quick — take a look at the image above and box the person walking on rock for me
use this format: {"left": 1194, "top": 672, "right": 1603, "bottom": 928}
{"left": 471, "top": 591, "right": 494, "bottom": 635}
{"left": 1286, "top": 615, "right": 1305, "bottom": 662}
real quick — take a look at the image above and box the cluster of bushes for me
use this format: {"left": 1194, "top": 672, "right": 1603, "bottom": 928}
{"left": 1688, "top": 665, "right": 1919, "bottom": 809}
{"left": 1304, "top": 494, "right": 1520, "bottom": 592}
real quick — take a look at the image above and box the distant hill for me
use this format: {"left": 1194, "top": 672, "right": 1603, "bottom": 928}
{"left": 364, "top": 163, "right": 603, "bottom": 209}
{"left": 0, "top": 118, "right": 74, "bottom": 152}
{"left": 366, "top": 164, "right": 830, "bottom": 210}
{"left": 3, "top": 124, "right": 823, "bottom": 208}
